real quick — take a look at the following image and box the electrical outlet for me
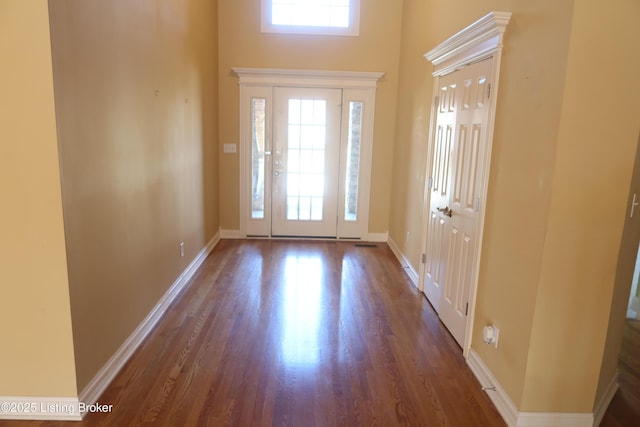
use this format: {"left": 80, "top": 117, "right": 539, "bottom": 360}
{"left": 483, "top": 324, "right": 500, "bottom": 349}
{"left": 180, "top": 242, "right": 185, "bottom": 258}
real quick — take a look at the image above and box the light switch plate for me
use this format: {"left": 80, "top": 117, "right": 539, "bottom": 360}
{"left": 223, "top": 143, "right": 237, "bottom": 154}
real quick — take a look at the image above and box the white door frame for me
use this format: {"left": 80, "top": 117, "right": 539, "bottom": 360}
{"left": 270, "top": 86, "right": 343, "bottom": 237}
{"left": 233, "top": 68, "right": 383, "bottom": 240}
{"left": 418, "top": 12, "right": 511, "bottom": 358}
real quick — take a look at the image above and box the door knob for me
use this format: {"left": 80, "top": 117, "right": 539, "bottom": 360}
{"left": 437, "top": 206, "right": 453, "bottom": 217}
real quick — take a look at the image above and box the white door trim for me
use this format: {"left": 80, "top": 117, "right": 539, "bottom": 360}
{"left": 419, "top": 12, "right": 511, "bottom": 357}
{"left": 232, "top": 68, "right": 383, "bottom": 89}
{"left": 234, "top": 68, "right": 383, "bottom": 239}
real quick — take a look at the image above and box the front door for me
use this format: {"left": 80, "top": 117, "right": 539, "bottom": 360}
{"left": 238, "top": 69, "right": 380, "bottom": 240}
{"left": 423, "top": 58, "right": 492, "bottom": 347}
{"left": 271, "top": 87, "right": 343, "bottom": 237}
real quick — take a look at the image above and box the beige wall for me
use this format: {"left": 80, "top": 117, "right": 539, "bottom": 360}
{"left": 217, "top": 0, "right": 403, "bottom": 233}
{"left": 0, "top": 0, "right": 77, "bottom": 396}
{"left": 522, "top": 0, "right": 640, "bottom": 412}
{"left": 392, "top": 0, "right": 640, "bottom": 414}
{"left": 49, "top": 0, "right": 219, "bottom": 391}
{"left": 392, "top": 0, "right": 575, "bottom": 407}
{"left": 594, "top": 132, "right": 640, "bottom": 410}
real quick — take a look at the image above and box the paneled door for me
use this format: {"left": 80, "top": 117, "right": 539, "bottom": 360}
{"left": 423, "top": 58, "right": 492, "bottom": 347}
{"left": 271, "top": 87, "right": 343, "bottom": 237}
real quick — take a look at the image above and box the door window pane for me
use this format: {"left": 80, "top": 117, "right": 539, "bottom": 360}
{"left": 286, "top": 98, "right": 326, "bottom": 221}
{"left": 344, "top": 101, "right": 362, "bottom": 221}
{"left": 251, "top": 98, "right": 266, "bottom": 219}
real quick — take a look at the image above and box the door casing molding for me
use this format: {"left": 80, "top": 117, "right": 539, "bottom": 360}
{"left": 233, "top": 68, "right": 383, "bottom": 239}
{"left": 419, "top": 12, "right": 511, "bottom": 357}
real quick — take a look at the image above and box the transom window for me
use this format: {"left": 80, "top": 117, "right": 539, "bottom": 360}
{"left": 261, "top": 0, "right": 360, "bottom": 36}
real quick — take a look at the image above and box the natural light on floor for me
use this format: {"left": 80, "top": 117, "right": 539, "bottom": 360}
{"left": 282, "top": 254, "right": 323, "bottom": 366}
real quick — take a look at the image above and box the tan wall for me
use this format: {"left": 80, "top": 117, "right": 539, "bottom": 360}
{"left": 391, "top": 0, "right": 575, "bottom": 407}
{"left": 521, "top": 0, "right": 640, "bottom": 412}
{"left": 0, "top": 0, "right": 77, "bottom": 396}
{"left": 49, "top": 0, "right": 219, "bottom": 391}
{"left": 217, "top": 0, "right": 404, "bottom": 233}
{"left": 393, "top": 0, "right": 640, "bottom": 414}
{"left": 594, "top": 133, "right": 640, "bottom": 409}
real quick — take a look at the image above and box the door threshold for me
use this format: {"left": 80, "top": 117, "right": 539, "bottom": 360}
{"left": 245, "top": 235, "right": 363, "bottom": 242}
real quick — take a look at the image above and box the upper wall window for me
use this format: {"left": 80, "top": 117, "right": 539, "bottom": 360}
{"left": 261, "top": 0, "right": 360, "bottom": 36}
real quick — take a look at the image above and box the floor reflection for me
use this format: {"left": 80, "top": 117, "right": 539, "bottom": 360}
{"left": 281, "top": 253, "right": 323, "bottom": 367}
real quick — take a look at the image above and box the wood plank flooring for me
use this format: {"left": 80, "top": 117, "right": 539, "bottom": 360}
{"left": 3, "top": 240, "right": 508, "bottom": 426}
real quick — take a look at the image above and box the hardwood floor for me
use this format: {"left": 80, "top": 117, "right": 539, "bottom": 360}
{"left": 600, "top": 319, "right": 640, "bottom": 427}
{"left": 1, "top": 240, "right": 508, "bottom": 426}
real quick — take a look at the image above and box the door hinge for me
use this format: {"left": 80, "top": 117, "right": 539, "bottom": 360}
{"left": 474, "top": 197, "right": 480, "bottom": 212}
{"left": 421, "top": 253, "right": 426, "bottom": 264}
{"left": 434, "top": 96, "right": 439, "bottom": 107}
{"left": 487, "top": 83, "right": 491, "bottom": 99}
{"left": 427, "top": 177, "right": 433, "bottom": 189}
{"left": 465, "top": 303, "right": 469, "bottom": 316}
{"left": 630, "top": 193, "right": 639, "bottom": 218}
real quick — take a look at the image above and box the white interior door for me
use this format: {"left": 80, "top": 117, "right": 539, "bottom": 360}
{"left": 423, "top": 72, "right": 457, "bottom": 313}
{"left": 271, "top": 87, "right": 342, "bottom": 237}
{"left": 423, "top": 58, "right": 492, "bottom": 347}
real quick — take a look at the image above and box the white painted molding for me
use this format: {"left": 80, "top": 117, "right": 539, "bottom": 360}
{"left": 467, "top": 349, "right": 596, "bottom": 427}
{"left": 516, "top": 412, "right": 593, "bottom": 427}
{"left": 219, "top": 229, "right": 243, "bottom": 239}
{"left": 592, "top": 372, "right": 618, "bottom": 427}
{"left": 629, "top": 295, "right": 639, "bottom": 319}
{"left": 387, "top": 236, "right": 419, "bottom": 288}
{"left": 425, "top": 11, "right": 512, "bottom": 76}
{"left": 467, "top": 348, "right": 519, "bottom": 427}
{"left": 367, "top": 232, "right": 388, "bottom": 242}
{"left": 0, "top": 397, "right": 82, "bottom": 421}
{"left": 232, "top": 68, "right": 384, "bottom": 89}
{"left": 78, "top": 232, "right": 220, "bottom": 415}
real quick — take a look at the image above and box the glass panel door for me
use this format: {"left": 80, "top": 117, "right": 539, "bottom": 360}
{"left": 271, "top": 87, "right": 342, "bottom": 237}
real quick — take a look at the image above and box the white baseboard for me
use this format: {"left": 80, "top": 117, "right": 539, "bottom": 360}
{"left": 467, "top": 349, "right": 595, "bottom": 427}
{"left": 629, "top": 296, "right": 639, "bottom": 319}
{"left": 0, "top": 397, "right": 82, "bottom": 421}
{"left": 593, "top": 372, "right": 618, "bottom": 427}
{"left": 516, "top": 412, "right": 594, "bottom": 427}
{"left": 367, "top": 231, "right": 388, "bottom": 242}
{"left": 387, "top": 236, "right": 419, "bottom": 287}
{"left": 467, "top": 348, "right": 519, "bottom": 427}
{"left": 78, "top": 231, "right": 220, "bottom": 415}
{"left": 220, "top": 228, "right": 243, "bottom": 239}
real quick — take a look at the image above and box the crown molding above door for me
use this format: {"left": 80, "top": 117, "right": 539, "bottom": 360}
{"left": 425, "top": 11, "right": 511, "bottom": 77}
